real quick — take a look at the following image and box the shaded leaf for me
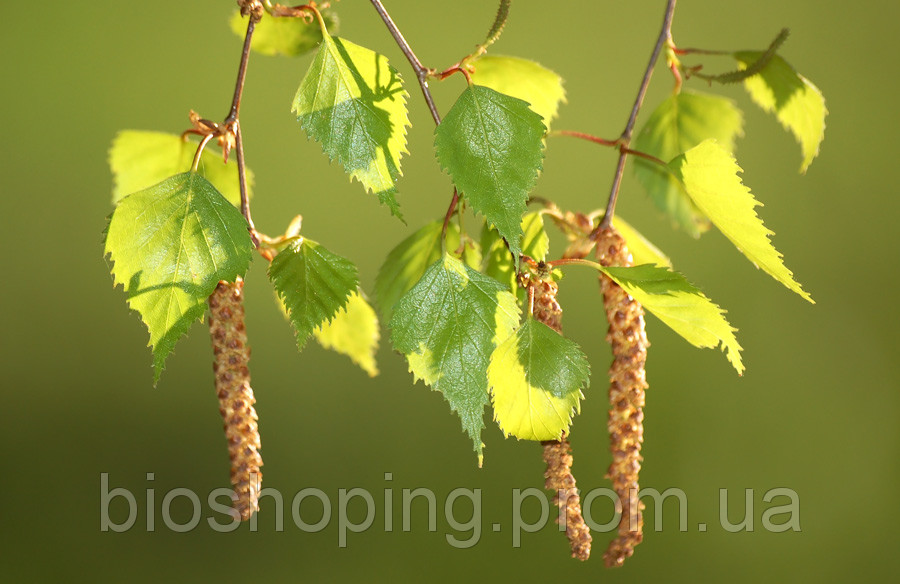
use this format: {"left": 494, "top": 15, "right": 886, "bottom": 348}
{"left": 735, "top": 52, "right": 826, "bottom": 172}
{"left": 632, "top": 90, "right": 744, "bottom": 236}
{"left": 269, "top": 238, "right": 358, "bottom": 349}
{"left": 483, "top": 212, "right": 549, "bottom": 290}
{"left": 104, "top": 173, "right": 253, "bottom": 382}
{"left": 375, "top": 220, "right": 465, "bottom": 323}
{"left": 434, "top": 85, "right": 545, "bottom": 259}
{"left": 670, "top": 140, "right": 813, "bottom": 302}
{"left": 390, "top": 254, "right": 520, "bottom": 460}
{"left": 293, "top": 32, "right": 409, "bottom": 216}
{"left": 488, "top": 318, "right": 588, "bottom": 440}
{"left": 599, "top": 264, "right": 744, "bottom": 374}
{"left": 109, "top": 131, "right": 253, "bottom": 207}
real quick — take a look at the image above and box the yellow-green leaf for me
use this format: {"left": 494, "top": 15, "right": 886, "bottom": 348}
{"left": 735, "top": 52, "right": 826, "bottom": 172}
{"left": 488, "top": 318, "right": 588, "bottom": 441}
{"left": 613, "top": 216, "right": 672, "bottom": 268}
{"left": 313, "top": 290, "right": 379, "bottom": 377}
{"left": 670, "top": 140, "right": 813, "bottom": 303}
{"left": 109, "top": 131, "right": 253, "bottom": 207}
{"left": 469, "top": 55, "right": 566, "bottom": 127}
{"left": 229, "top": 9, "right": 337, "bottom": 57}
{"left": 600, "top": 264, "right": 744, "bottom": 374}
{"left": 292, "top": 32, "right": 409, "bottom": 216}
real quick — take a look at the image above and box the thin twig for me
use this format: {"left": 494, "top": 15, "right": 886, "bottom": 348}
{"left": 227, "top": 16, "right": 259, "bottom": 123}
{"left": 229, "top": 15, "right": 260, "bottom": 247}
{"left": 369, "top": 0, "right": 442, "bottom": 126}
{"left": 596, "top": 0, "right": 677, "bottom": 233}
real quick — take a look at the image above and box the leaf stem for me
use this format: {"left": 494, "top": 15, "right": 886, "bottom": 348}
{"left": 369, "top": 0, "right": 442, "bottom": 126}
{"left": 191, "top": 134, "right": 215, "bottom": 172}
{"left": 596, "top": 0, "right": 677, "bottom": 233}
{"left": 551, "top": 130, "right": 619, "bottom": 147}
{"left": 547, "top": 256, "right": 606, "bottom": 272}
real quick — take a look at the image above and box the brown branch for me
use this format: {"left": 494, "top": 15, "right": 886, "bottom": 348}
{"left": 596, "top": 0, "right": 678, "bottom": 233}
{"left": 369, "top": 0, "right": 441, "bottom": 126}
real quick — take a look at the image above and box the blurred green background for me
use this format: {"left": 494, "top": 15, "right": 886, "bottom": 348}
{"left": 3, "top": 0, "right": 898, "bottom": 581}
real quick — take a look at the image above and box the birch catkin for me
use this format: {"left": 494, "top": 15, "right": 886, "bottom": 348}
{"left": 594, "top": 226, "right": 648, "bottom": 567}
{"left": 208, "top": 278, "right": 262, "bottom": 521}
{"left": 533, "top": 276, "right": 592, "bottom": 561}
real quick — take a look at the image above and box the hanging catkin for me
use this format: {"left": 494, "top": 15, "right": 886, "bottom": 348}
{"left": 208, "top": 278, "right": 262, "bottom": 521}
{"left": 533, "top": 276, "right": 592, "bottom": 561}
{"left": 594, "top": 226, "right": 648, "bottom": 568}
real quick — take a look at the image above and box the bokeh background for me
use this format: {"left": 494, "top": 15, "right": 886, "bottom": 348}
{"left": 3, "top": 0, "right": 898, "bottom": 581}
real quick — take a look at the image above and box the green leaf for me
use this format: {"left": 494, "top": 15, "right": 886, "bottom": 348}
{"left": 313, "top": 290, "right": 380, "bottom": 377}
{"left": 229, "top": 9, "right": 338, "bottom": 57}
{"left": 292, "top": 32, "right": 409, "bottom": 217}
{"left": 599, "top": 264, "right": 744, "bottom": 374}
{"left": 269, "top": 238, "right": 359, "bottom": 349}
{"left": 612, "top": 216, "right": 672, "bottom": 268}
{"left": 669, "top": 140, "right": 813, "bottom": 302}
{"left": 469, "top": 55, "right": 566, "bottom": 127}
{"left": 375, "top": 221, "right": 465, "bottom": 323}
{"left": 632, "top": 90, "right": 744, "bottom": 236}
{"left": 483, "top": 212, "right": 549, "bottom": 290}
{"left": 390, "top": 254, "right": 520, "bottom": 460}
{"left": 434, "top": 85, "right": 545, "bottom": 259}
{"left": 488, "top": 318, "right": 588, "bottom": 441}
{"left": 735, "top": 52, "right": 826, "bottom": 172}
{"left": 104, "top": 173, "right": 253, "bottom": 382}
{"left": 109, "top": 131, "right": 253, "bottom": 207}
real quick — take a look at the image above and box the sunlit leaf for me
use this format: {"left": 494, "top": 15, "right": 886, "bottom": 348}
{"left": 314, "top": 290, "right": 379, "bottom": 377}
{"left": 109, "top": 131, "right": 253, "bottom": 207}
{"left": 670, "top": 139, "right": 813, "bottom": 302}
{"left": 735, "top": 52, "right": 826, "bottom": 172}
{"left": 488, "top": 318, "right": 588, "bottom": 440}
{"left": 229, "top": 9, "right": 338, "bottom": 57}
{"left": 599, "top": 264, "right": 744, "bottom": 374}
{"left": 104, "top": 173, "right": 253, "bottom": 382}
{"left": 613, "top": 216, "right": 672, "bottom": 268}
{"left": 469, "top": 55, "right": 566, "bottom": 127}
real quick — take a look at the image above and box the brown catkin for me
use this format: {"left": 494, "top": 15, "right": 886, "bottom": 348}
{"left": 594, "top": 226, "right": 649, "bottom": 568}
{"left": 533, "top": 277, "right": 592, "bottom": 561}
{"left": 208, "top": 278, "right": 262, "bottom": 521}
